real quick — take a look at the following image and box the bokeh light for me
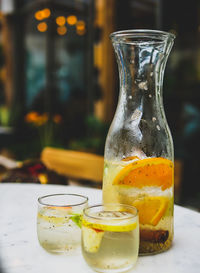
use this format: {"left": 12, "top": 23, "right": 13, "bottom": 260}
{"left": 76, "top": 20, "right": 85, "bottom": 31}
{"left": 76, "top": 28, "right": 86, "bottom": 35}
{"left": 76, "top": 20, "right": 86, "bottom": 35}
{"left": 35, "top": 9, "right": 51, "bottom": 20}
{"left": 35, "top": 11, "right": 43, "bottom": 21}
{"left": 37, "top": 22, "right": 48, "bottom": 32}
{"left": 66, "top": 15, "right": 77, "bottom": 25}
{"left": 56, "top": 16, "right": 66, "bottom": 26}
{"left": 42, "top": 8, "right": 51, "bottom": 19}
{"left": 57, "top": 26, "right": 67, "bottom": 36}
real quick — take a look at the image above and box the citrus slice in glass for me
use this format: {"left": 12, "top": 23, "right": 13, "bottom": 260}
{"left": 37, "top": 212, "right": 70, "bottom": 226}
{"left": 37, "top": 207, "right": 81, "bottom": 227}
{"left": 113, "top": 157, "right": 173, "bottom": 190}
{"left": 122, "top": 156, "right": 139, "bottom": 161}
{"left": 132, "top": 196, "right": 169, "bottom": 226}
{"left": 82, "top": 217, "right": 137, "bottom": 232}
{"left": 82, "top": 225, "right": 104, "bottom": 253}
{"left": 82, "top": 216, "right": 137, "bottom": 253}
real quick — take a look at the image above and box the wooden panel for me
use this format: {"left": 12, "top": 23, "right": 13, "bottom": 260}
{"left": 174, "top": 159, "right": 183, "bottom": 203}
{"left": 94, "top": 0, "right": 116, "bottom": 122}
{"left": 41, "top": 147, "right": 104, "bottom": 182}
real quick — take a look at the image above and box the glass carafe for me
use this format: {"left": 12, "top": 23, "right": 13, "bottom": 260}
{"left": 102, "top": 30, "right": 175, "bottom": 255}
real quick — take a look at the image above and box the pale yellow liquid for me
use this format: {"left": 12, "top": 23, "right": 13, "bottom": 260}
{"left": 82, "top": 212, "right": 139, "bottom": 272}
{"left": 103, "top": 160, "right": 173, "bottom": 255}
{"left": 37, "top": 207, "right": 81, "bottom": 253}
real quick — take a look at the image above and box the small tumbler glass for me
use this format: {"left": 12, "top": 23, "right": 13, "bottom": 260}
{"left": 81, "top": 204, "right": 139, "bottom": 273}
{"left": 37, "top": 193, "right": 88, "bottom": 254}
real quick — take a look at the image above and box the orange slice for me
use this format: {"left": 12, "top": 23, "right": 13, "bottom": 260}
{"left": 48, "top": 206, "right": 72, "bottom": 211}
{"left": 113, "top": 157, "right": 173, "bottom": 190}
{"left": 132, "top": 196, "right": 169, "bottom": 226}
{"left": 122, "top": 156, "right": 139, "bottom": 161}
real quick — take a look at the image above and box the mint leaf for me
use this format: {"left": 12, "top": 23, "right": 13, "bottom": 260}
{"left": 70, "top": 214, "right": 82, "bottom": 228}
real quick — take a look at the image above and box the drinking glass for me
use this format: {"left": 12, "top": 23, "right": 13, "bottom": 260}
{"left": 37, "top": 193, "right": 88, "bottom": 254}
{"left": 81, "top": 204, "right": 139, "bottom": 272}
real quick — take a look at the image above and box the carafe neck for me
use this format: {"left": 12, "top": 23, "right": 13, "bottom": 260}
{"left": 111, "top": 30, "right": 175, "bottom": 119}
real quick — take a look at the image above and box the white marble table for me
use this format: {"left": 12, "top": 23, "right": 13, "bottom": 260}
{"left": 0, "top": 183, "right": 200, "bottom": 273}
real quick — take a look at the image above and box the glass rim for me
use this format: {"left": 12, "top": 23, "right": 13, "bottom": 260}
{"left": 110, "top": 29, "right": 175, "bottom": 43}
{"left": 38, "top": 193, "right": 88, "bottom": 207}
{"left": 83, "top": 203, "right": 138, "bottom": 221}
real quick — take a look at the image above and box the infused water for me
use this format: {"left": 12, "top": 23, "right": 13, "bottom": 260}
{"left": 37, "top": 206, "right": 82, "bottom": 253}
{"left": 103, "top": 157, "right": 174, "bottom": 254}
{"left": 82, "top": 207, "right": 139, "bottom": 272}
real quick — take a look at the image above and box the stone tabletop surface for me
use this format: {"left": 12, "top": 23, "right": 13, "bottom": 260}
{"left": 0, "top": 183, "right": 200, "bottom": 273}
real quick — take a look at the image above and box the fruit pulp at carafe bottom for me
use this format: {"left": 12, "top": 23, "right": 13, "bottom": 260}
{"left": 102, "top": 158, "right": 174, "bottom": 254}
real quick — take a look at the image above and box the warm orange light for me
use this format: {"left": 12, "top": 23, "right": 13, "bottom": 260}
{"left": 0, "top": 11, "right": 3, "bottom": 20}
{"left": 35, "top": 10, "right": 43, "bottom": 20}
{"left": 76, "top": 28, "right": 86, "bottom": 36}
{"left": 37, "top": 22, "right": 48, "bottom": 32}
{"left": 56, "top": 16, "right": 66, "bottom": 26}
{"left": 53, "top": 114, "right": 62, "bottom": 123}
{"left": 35, "top": 9, "right": 51, "bottom": 20}
{"left": 42, "top": 8, "right": 51, "bottom": 18}
{"left": 76, "top": 20, "right": 85, "bottom": 31}
{"left": 66, "top": 15, "right": 77, "bottom": 25}
{"left": 57, "top": 26, "right": 67, "bottom": 35}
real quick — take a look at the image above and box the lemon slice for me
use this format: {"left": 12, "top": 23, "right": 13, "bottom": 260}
{"left": 82, "top": 218, "right": 137, "bottom": 232}
{"left": 38, "top": 207, "right": 73, "bottom": 226}
{"left": 113, "top": 157, "right": 173, "bottom": 190}
{"left": 82, "top": 218, "right": 137, "bottom": 253}
{"left": 82, "top": 225, "right": 104, "bottom": 253}
{"left": 132, "top": 196, "right": 169, "bottom": 226}
{"left": 37, "top": 212, "right": 70, "bottom": 225}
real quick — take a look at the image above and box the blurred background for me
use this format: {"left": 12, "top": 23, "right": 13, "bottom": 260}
{"left": 0, "top": 0, "right": 199, "bottom": 210}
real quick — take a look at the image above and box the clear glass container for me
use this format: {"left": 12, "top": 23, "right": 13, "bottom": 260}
{"left": 37, "top": 193, "right": 88, "bottom": 254}
{"left": 103, "top": 30, "right": 175, "bottom": 255}
{"left": 81, "top": 204, "right": 139, "bottom": 272}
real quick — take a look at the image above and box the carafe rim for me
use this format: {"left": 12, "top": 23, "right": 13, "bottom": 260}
{"left": 110, "top": 29, "right": 175, "bottom": 44}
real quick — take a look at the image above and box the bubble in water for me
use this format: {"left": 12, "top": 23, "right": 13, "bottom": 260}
{"left": 149, "top": 94, "right": 152, "bottom": 98}
{"left": 156, "top": 125, "right": 161, "bottom": 131}
{"left": 152, "top": 117, "right": 156, "bottom": 122}
{"left": 138, "top": 81, "right": 148, "bottom": 90}
{"left": 128, "top": 95, "right": 132, "bottom": 99}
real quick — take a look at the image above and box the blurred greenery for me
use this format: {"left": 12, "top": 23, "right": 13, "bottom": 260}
{"left": 0, "top": 106, "right": 11, "bottom": 127}
{"left": 68, "top": 115, "right": 109, "bottom": 155}
{"left": 0, "top": 114, "right": 109, "bottom": 161}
